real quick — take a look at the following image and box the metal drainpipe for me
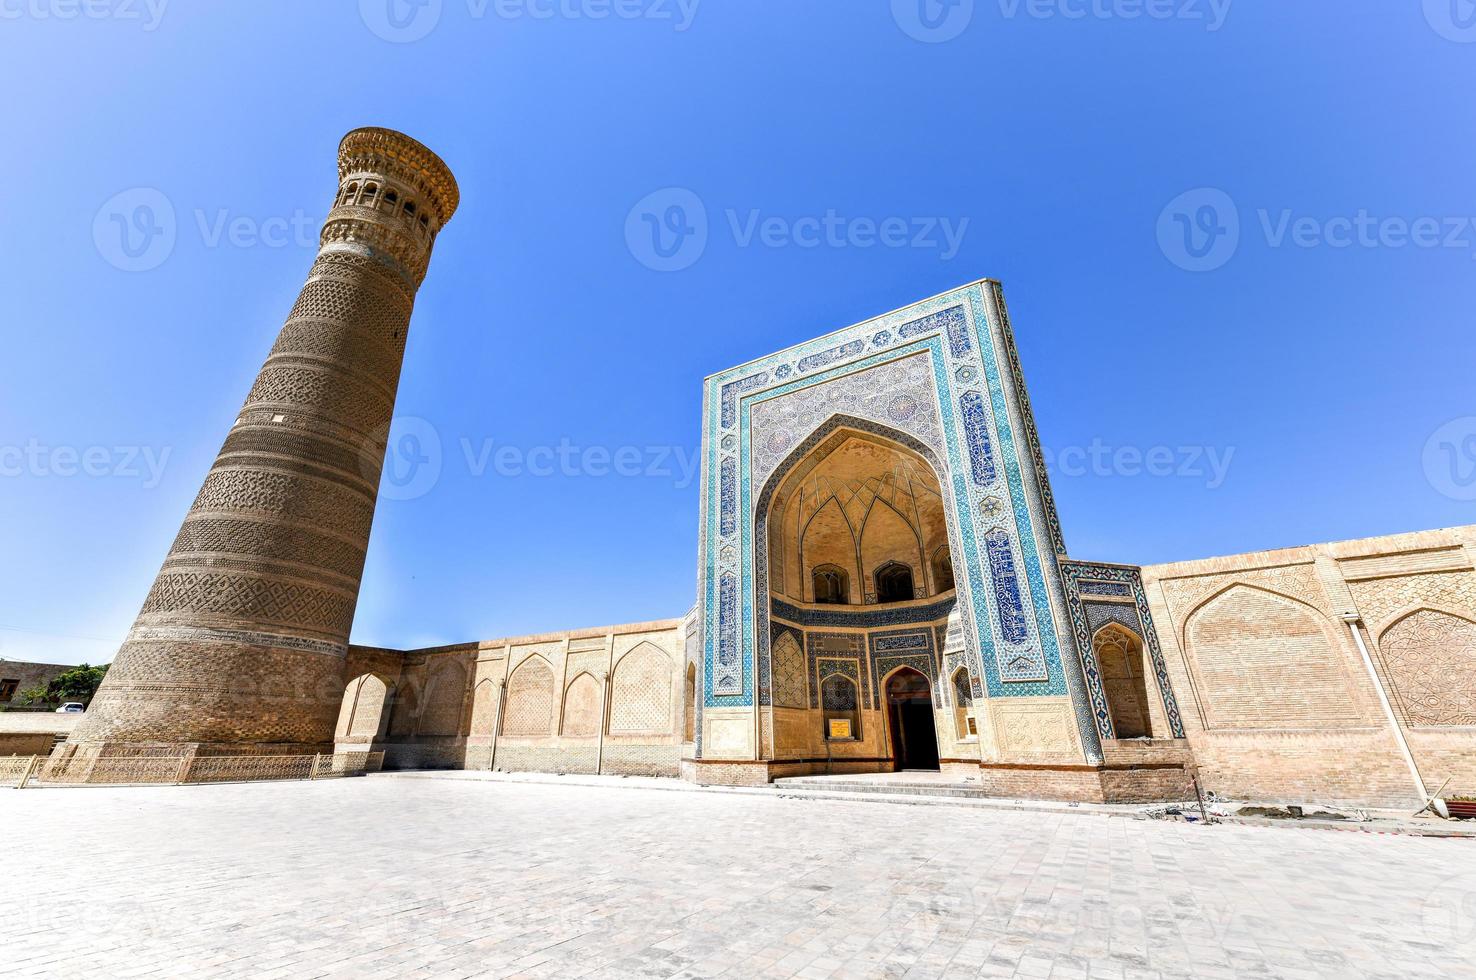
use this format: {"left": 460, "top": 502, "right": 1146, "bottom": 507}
{"left": 1340, "top": 612, "right": 1429, "bottom": 803}
{"left": 596, "top": 671, "right": 610, "bottom": 776}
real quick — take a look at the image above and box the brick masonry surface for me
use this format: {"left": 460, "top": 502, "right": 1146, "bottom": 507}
{"left": 5, "top": 777, "right": 1475, "bottom": 978}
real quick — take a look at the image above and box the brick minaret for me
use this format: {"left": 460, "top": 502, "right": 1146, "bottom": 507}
{"left": 61, "top": 128, "right": 458, "bottom": 762}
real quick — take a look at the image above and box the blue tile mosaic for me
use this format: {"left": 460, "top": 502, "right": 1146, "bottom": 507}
{"left": 698, "top": 282, "right": 1075, "bottom": 720}
{"left": 1059, "top": 560, "right": 1186, "bottom": 739}
{"left": 719, "top": 457, "right": 736, "bottom": 537}
{"left": 960, "top": 390, "right": 998, "bottom": 488}
{"left": 797, "top": 339, "right": 865, "bottom": 373}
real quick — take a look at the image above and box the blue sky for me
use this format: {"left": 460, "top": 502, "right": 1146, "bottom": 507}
{"left": 2, "top": 1, "right": 1473, "bottom": 664}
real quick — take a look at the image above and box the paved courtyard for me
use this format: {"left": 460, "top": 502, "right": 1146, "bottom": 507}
{"left": 3, "top": 775, "right": 1474, "bottom": 979}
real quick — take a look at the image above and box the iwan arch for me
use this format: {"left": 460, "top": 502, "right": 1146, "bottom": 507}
{"left": 53, "top": 129, "right": 1476, "bottom": 809}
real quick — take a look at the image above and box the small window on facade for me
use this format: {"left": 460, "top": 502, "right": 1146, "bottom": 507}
{"left": 812, "top": 565, "right": 849, "bottom": 605}
{"left": 875, "top": 561, "right": 915, "bottom": 603}
{"left": 363, "top": 182, "right": 379, "bottom": 200}
{"left": 952, "top": 667, "right": 974, "bottom": 739}
{"left": 404, "top": 201, "right": 417, "bottom": 216}
{"left": 419, "top": 214, "right": 430, "bottom": 227}
{"left": 0, "top": 678, "right": 18, "bottom": 701}
{"left": 932, "top": 545, "right": 955, "bottom": 593}
{"left": 821, "top": 674, "right": 859, "bottom": 740}
{"left": 384, "top": 190, "right": 398, "bottom": 205}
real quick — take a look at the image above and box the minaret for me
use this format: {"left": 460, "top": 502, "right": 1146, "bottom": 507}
{"left": 60, "top": 128, "right": 458, "bottom": 762}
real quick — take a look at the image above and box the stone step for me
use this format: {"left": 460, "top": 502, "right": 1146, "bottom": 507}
{"left": 772, "top": 776, "right": 996, "bottom": 799}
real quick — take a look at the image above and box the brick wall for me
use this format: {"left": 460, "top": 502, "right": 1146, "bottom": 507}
{"left": 1142, "top": 525, "right": 1476, "bottom": 807}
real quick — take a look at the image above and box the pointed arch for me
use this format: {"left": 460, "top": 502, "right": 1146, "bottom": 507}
{"left": 610, "top": 641, "right": 674, "bottom": 734}
{"left": 561, "top": 671, "right": 603, "bottom": 737}
{"left": 820, "top": 672, "right": 860, "bottom": 740}
{"left": 469, "top": 678, "right": 499, "bottom": 737}
{"left": 336, "top": 672, "right": 393, "bottom": 740}
{"left": 1182, "top": 583, "right": 1360, "bottom": 730}
{"left": 1092, "top": 623, "right": 1151, "bottom": 738}
{"left": 420, "top": 659, "right": 468, "bottom": 737}
{"left": 800, "top": 496, "right": 860, "bottom": 601}
{"left": 859, "top": 496, "right": 925, "bottom": 599}
{"left": 1179, "top": 580, "right": 1336, "bottom": 648}
{"left": 1376, "top": 607, "right": 1476, "bottom": 727}
{"left": 771, "top": 631, "right": 807, "bottom": 708}
{"left": 683, "top": 661, "right": 697, "bottom": 742}
{"left": 931, "top": 543, "right": 956, "bottom": 593}
{"left": 502, "top": 654, "right": 555, "bottom": 737}
{"left": 950, "top": 665, "right": 975, "bottom": 738}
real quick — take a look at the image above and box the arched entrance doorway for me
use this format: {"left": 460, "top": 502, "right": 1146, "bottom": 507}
{"left": 885, "top": 667, "right": 939, "bottom": 771}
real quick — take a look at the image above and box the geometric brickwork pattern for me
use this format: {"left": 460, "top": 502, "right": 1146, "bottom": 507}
{"left": 1183, "top": 585, "right": 1361, "bottom": 731}
{"left": 1378, "top": 610, "right": 1476, "bottom": 726}
{"left": 419, "top": 660, "right": 467, "bottom": 737}
{"left": 502, "top": 656, "right": 555, "bottom": 737}
{"left": 69, "top": 127, "right": 459, "bottom": 752}
{"left": 561, "top": 673, "right": 602, "bottom": 737}
{"left": 771, "top": 632, "right": 806, "bottom": 709}
{"left": 609, "top": 643, "right": 673, "bottom": 734}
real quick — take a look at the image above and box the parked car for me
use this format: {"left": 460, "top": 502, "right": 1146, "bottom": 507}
{"left": 56, "top": 702, "right": 84, "bottom": 713}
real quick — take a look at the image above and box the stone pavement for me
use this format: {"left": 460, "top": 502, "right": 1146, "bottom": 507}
{"left": 3, "top": 776, "right": 1474, "bottom": 979}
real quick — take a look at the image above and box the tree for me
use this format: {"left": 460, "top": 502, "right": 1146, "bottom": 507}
{"left": 18, "top": 685, "right": 54, "bottom": 707}
{"left": 47, "top": 663, "right": 109, "bottom": 705}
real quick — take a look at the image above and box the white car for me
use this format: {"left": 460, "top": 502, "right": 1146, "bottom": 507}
{"left": 55, "top": 703, "right": 84, "bottom": 713}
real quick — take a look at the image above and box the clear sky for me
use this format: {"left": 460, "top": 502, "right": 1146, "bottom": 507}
{"left": 2, "top": 1, "right": 1473, "bottom": 665}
